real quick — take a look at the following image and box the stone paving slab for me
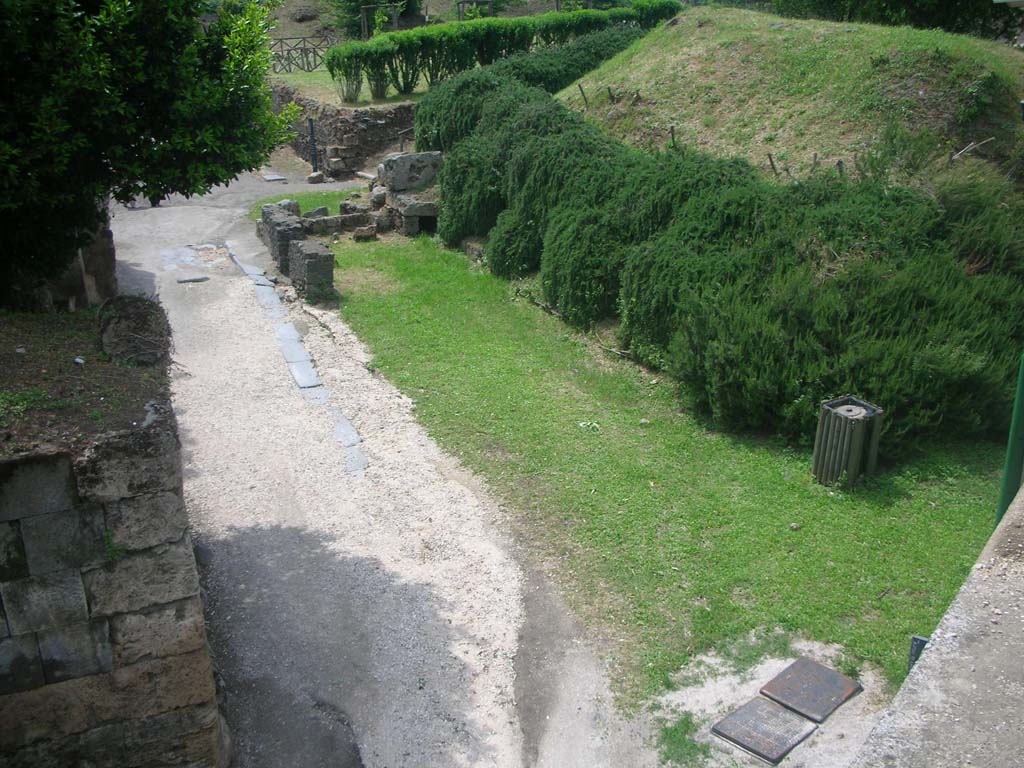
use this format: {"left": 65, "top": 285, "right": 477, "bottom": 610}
{"left": 287, "top": 361, "right": 322, "bottom": 389}
{"left": 345, "top": 446, "right": 369, "bottom": 474}
{"left": 279, "top": 339, "right": 311, "bottom": 364}
{"left": 333, "top": 411, "right": 362, "bottom": 448}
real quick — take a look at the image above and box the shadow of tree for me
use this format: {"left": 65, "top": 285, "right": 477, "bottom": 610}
{"left": 195, "top": 524, "right": 492, "bottom": 768}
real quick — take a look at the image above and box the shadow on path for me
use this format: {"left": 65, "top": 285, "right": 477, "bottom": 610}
{"left": 195, "top": 524, "right": 491, "bottom": 768}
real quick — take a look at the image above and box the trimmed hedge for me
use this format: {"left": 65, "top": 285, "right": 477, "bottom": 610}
{"left": 418, "top": 37, "right": 1024, "bottom": 447}
{"left": 416, "top": 26, "right": 644, "bottom": 151}
{"left": 325, "top": 1, "right": 676, "bottom": 102}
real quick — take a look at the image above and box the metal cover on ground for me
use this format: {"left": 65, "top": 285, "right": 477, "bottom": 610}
{"left": 760, "top": 657, "right": 862, "bottom": 723}
{"left": 712, "top": 697, "right": 816, "bottom": 765}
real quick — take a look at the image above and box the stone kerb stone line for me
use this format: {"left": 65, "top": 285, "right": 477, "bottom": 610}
{"left": 227, "top": 239, "right": 369, "bottom": 477}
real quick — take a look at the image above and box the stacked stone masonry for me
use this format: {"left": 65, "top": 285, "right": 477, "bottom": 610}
{"left": 369, "top": 152, "right": 442, "bottom": 236}
{"left": 258, "top": 199, "right": 379, "bottom": 294}
{"left": 271, "top": 82, "right": 415, "bottom": 178}
{"left": 0, "top": 404, "right": 229, "bottom": 768}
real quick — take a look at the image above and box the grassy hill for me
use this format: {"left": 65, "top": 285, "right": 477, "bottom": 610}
{"left": 558, "top": 6, "right": 1024, "bottom": 175}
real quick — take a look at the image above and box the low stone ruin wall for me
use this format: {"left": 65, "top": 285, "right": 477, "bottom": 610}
{"left": 271, "top": 82, "right": 415, "bottom": 176}
{"left": 0, "top": 404, "right": 229, "bottom": 768}
{"left": 257, "top": 198, "right": 378, "bottom": 292}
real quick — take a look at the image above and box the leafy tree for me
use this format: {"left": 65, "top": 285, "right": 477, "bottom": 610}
{"left": 772, "top": 0, "right": 1024, "bottom": 37}
{"left": 0, "top": 0, "right": 298, "bottom": 306}
{"left": 330, "top": 0, "right": 419, "bottom": 39}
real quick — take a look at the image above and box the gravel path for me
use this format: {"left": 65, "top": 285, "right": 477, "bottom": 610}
{"left": 110, "top": 168, "right": 658, "bottom": 768}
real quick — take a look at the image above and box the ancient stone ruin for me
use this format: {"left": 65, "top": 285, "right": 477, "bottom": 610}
{"left": 257, "top": 198, "right": 379, "bottom": 294}
{"left": 369, "top": 151, "right": 442, "bottom": 236}
{"left": 0, "top": 403, "right": 229, "bottom": 767}
{"left": 271, "top": 83, "right": 415, "bottom": 178}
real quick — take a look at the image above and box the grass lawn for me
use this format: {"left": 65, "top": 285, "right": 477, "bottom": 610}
{"left": 558, "top": 6, "right": 1024, "bottom": 175}
{"left": 332, "top": 235, "right": 1001, "bottom": 701}
{"left": 272, "top": 70, "right": 426, "bottom": 107}
{"left": 248, "top": 189, "right": 365, "bottom": 221}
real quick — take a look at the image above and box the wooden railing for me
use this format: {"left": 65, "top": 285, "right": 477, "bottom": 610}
{"left": 270, "top": 36, "right": 338, "bottom": 73}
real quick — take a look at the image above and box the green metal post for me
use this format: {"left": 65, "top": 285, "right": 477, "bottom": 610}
{"left": 997, "top": 352, "right": 1024, "bottom": 523}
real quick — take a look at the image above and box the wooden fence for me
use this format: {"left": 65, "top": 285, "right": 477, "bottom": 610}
{"left": 270, "top": 37, "right": 338, "bottom": 73}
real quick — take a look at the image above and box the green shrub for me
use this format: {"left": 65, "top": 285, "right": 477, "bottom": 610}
{"left": 541, "top": 206, "right": 627, "bottom": 326}
{"left": 426, "top": 30, "right": 1024, "bottom": 447}
{"left": 327, "top": 45, "right": 364, "bottom": 102}
{"left": 385, "top": 30, "right": 423, "bottom": 94}
{"left": 329, "top": 1, "right": 679, "bottom": 103}
{"left": 363, "top": 36, "right": 393, "bottom": 99}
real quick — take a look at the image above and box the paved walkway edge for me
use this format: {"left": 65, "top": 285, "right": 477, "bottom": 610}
{"left": 850, "top": 490, "right": 1024, "bottom": 768}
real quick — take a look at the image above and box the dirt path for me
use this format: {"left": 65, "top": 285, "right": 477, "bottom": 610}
{"left": 110, "top": 167, "right": 658, "bottom": 768}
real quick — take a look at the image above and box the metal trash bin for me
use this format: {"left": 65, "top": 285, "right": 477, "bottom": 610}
{"left": 811, "top": 395, "right": 883, "bottom": 487}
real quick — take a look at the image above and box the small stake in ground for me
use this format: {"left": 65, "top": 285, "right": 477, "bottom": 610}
{"left": 577, "top": 83, "right": 589, "bottom": 109}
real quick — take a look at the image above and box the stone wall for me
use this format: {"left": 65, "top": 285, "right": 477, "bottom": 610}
{"left": 0, "top": 404, "right": 229, "bottom": 768}
{"left": 271, "top": 82, "right": 415, "bottom": 176}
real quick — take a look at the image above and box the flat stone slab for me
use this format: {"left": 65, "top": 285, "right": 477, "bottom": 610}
{"left": 345, "top": 446, "right": 369, "bottom": 474}
{"left": 760, "top": 657, "right": 862, "bottom": 723}
{"left": 712, "top": 697, "right": 817, "bottom": 765}
{"left": 262, "top": 173, "right": 287, "bottom": 182}
{"left": 278, "top": 338, "right": 311, "bottom": 364}
{"left": 287, "top": 361, "right": 322, "bottom": 389}
{"left": 253, "top": 285, "right": 286, "bottom": 319}
{"left": 273, "top": 323, "right": 301, "bottom": 343}
{"left": 301, "top": 386, "right": 330, "bottom": 405}
{"left": 250, "top": 275, "right": 274, "bottom": 287}
{"left": 333, "top": 410, "right": 361, "bottom": 448}
{"left": 175, "top": 275, "right": 209, "bottom": 284}
{"left": 239, "top": 263, "right": 266, "bottom": 276}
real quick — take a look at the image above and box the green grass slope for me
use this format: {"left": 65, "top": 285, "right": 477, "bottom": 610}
{"left": 559, "top": 6, "right": 1024, "bottom": 174}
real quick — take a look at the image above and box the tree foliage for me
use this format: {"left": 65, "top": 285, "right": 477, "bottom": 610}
{"left": 0, "top": 0, "right": 297, "bottom": 305}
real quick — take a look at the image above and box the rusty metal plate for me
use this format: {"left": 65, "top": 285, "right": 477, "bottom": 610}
{"left": 760, "top": 657, "right": 862, "bottom": 723}
{"left": 712, "top": 697, "right": 817, "bottom": 765}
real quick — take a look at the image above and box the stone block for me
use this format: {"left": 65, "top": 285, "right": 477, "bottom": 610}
{"left": 83, "top": 537, "right": 199, "bottom": 617}
{"left": 37, "top": 619, "right": 112, "bottom": 683}
{"left": 353, "top": 226, "right": 377, "bottom": 242}
{"left": 0, "top": 453, "right": 75, "bottom": 522}
{"left": 370, "top": 185, "right": 387, "bottom": 209}
{"left": 104, "top": 491, "right": 187, "bottom": 552}
{"left": 373, "top": 210, "right": 395, "bottom": 233}
{"left": 400, "top": 215, "right": 420, "bottom": 237}
{"left": 0, "top": 648, "right": 217, "bottom": 748}
{"left": 262, "top": 199, "right": 300, "bottom": 217}
{"left": 307, "top": 171, "right": 325, "bottom": 184}
{"left": 20, "top": 505, "right": 104, "bottom": 575}
{"left": 1, "top": 569, "right": 89, "bottom": 634}
{"left": 326, "top": 157, "right": 348, "bottom": 173}
{"left": 121, "top": 708, "right": 230, "bottom": 768}
{"left": 305, "top": 206, "right": 330, "bottom": 218}
{"left": 389, "top": 190, "right": 438, "bottom": 218}
{"left": 0, "top": 633, "right": 44, "bottom": 694}
{"left": 74, "top": 405, "right": 181, "bottom": 504}
{"left": 340, "top": 201, "right": 370, "bottom": 215}
{"left": 301, "top": 214, "right": 342, "bottom": 235}
{"left": 259, "top": 208, "right": 304, "bottom": 273}
{"left": 289, "top": 241, "right": 335, "bottom": 295}
{"left": 111, "top": 596, "right": 205, "bottom": 666}
{"left": 379, "top": 151, "right": 442, "bottom": 191}
{"left": 0, "top": 520, "right": 28, "bottom": 581}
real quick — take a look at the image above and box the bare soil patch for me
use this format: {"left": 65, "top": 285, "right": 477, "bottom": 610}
{"left": 0, "top": 308, "right": 167, "bottom": 458}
